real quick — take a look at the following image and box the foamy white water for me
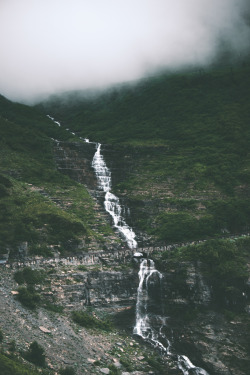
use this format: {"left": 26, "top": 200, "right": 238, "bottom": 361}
{"left": 133, "top": 259, "right": 169, "bottom": 352}
{"left": 134, "top": 259, "right": 209, "bottom": 375}
{"left": 92, "top": 143, "right": 137, "bottom": 249}
{"left": 47, "top": 114, "right": 61, "bottom": 126}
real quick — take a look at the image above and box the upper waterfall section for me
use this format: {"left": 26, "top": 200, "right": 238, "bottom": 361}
{"left": 92, "top": 143, "right": 137, "bottom": 249}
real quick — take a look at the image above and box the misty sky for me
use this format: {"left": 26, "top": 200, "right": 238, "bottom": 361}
{"left": 0, "top": 0, "right": 250, "bottom": 103}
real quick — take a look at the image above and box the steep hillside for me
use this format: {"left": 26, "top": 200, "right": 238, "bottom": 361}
{"left": 0, "top": 63, "right": 250, "bottom": 375}
{"left": 38, "top": 62, "right": 250, "bottom": 244}
{"left": 0, "top": 95, "right": 121, "bottom": 259}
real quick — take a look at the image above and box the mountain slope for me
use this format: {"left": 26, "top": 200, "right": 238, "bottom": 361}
{"left": 0, "top": 64, "right": 250, "bottom": 375}
{"left": 38, "top": 62, "right": 250, "bottom": 244}
{"left": 0, "top": 95, "right": 119, "bottom": 258}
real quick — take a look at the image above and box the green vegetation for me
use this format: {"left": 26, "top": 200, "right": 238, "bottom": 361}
{"left": 14, "top": 268, "right": 46, "bottom": 285}
{"left": 0, "top": 94, "right": 71, "bottom": 143}
{"left": 72, "top": 310, "right": 113, "bottom": 331}
{"left": 107, "top": 364, "right": 120, "bottom": 375}
{"left": 2, "top": 60, "right": 250, "bottom": 250}
{"left": 42, "top": 302, "right": 64, "bottom": 313}
{"left": 150, "top": 198, "right": 250, "bottom": 243}
{"left": 0, "top": 59, "right": 249, "bottom": 375}
{"left": 59, "top": 367, "right": 76, "bottom": 375}
{"left": 13, "top": 267, "right": 64, "bottom": 312}
{"left": 161, "top": 237, "right": 249, "bottom": 309}
{"left": 9, "top": 340, "right": 16, "bottom": 352}
{"left": 38, "top": 61, "right": 250, "bottom": 243}
{"left": 77, "top": 265, "right": 88, "bottom": 271}
{"left": 119, "top": 357, "right": 133, "bottom": 372}
{"left": 0, "top": 353, "right": 42, "bottom": 375}
{"left": 16, "top": 286, "right": 41, "bottom": 310}
{"left": 23, "top": 341, "right": 46, "bottom": 367}
{"left": 145, "top": 354, "right": 166, "bottom": 374}
{"left": 0, "top": 94, "right": 116, "bottom": 255}
{"left": 0, "top": 176, "right": 89, "bottom": 254}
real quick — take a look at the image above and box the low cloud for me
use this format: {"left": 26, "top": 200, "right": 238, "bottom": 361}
{"left": 0, "top": 0, "right": 249, "bottom": 102}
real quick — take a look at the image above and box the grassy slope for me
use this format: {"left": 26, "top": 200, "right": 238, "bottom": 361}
{"left": 0, "top": 353, "right": 42, "bottom": 375}
{"left": 39, "top": 62, "right": 250, "bottom": 243}
{"left": 0, "top": 95, "right": 113, "bottom": 256}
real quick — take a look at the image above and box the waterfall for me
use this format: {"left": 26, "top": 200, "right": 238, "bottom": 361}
{"left": 92, "top": 143, "right": 137, "bottom": 249}
{"left": 134, "top": 259, "right": 210, "bottom": 375}
{"left": 133, "top": 259, "right": 170, "bottom": 353}
{"left": 47, "top": 115, "right": 137, "bottom": 249}
{"left": 47, "top": 115, "right": 209, "bottom": 373}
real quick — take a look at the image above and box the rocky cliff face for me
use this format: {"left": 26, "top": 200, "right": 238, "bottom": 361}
{"left": 1, "top": 253, "right": 249, "bottom": 375}
{"left": 53, "top": 140, "right": 97, "bottom": 189}
{"left": 42, "top": 256, "right": 250, "bottom": 375}
{"left": 158, "top": 261, "right": 250, "bottom": 375}
{"left": 52, "top": 269, "right": 138, "bottom": 308}
{"left": 44, "top": 140, "right": 250, "bottom": 375}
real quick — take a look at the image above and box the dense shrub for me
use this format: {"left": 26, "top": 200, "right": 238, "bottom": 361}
{"left": 0, "top": 353, "right": 40, "bottom": 375}
{"left": 23, "top": 341, "right": 46, "bottom": 367}
{"left": 72, "top": 310, "right": 112, "bottom": 331}
{"left": 43, "top": 302, "right": 64, "bottom": 313}
{"left": 16, "top": 286, "right": 41, "bottom": 309}
{"left": 14, "top": 268, "right": 45, "bottom": 285}
{"left": 59, "top": 367, "right": 76, "bottom": 375}
{"left": 29, "top": 244, "right": 53, "bottom": 257}
{"left": 108, "top": 363, "right": 120, "bottom": 375}
{"left": 153, "top": 212, "right": 215, "bottom": 243}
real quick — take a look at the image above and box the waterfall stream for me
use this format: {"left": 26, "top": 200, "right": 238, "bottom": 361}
{"left": 91, "top": 140, "right": 209, "bottom": 374}
{"left": 48, "top": 116, "right": 209, "bottom": 374}
{"left": 134, "top": 259, "right": 210, "bottom": 375}
{"left": 133, "top": 259, "right": 170, "bottom": 353}
{"left": 92, "top": 142, "right": 137, "bottom": 249}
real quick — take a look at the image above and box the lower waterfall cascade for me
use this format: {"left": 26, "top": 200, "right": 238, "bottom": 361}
{"left": 47, "top": 116, "right": 210, "bottom": 375}
{"left": 134, "top": 259, "right": 210, "bottom": 375}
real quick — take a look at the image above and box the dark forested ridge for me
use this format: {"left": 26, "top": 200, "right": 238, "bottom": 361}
{"left": 38, "top": 61, "right": 250, "bottom": 145}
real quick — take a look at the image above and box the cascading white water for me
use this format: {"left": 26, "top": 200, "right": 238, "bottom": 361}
{"left": 92, "top": 143, "right": 137, "bottom": 249}
{"left": 134, "top": 259, "right": 210, "bottom": 375}
{"left": 47, "top": 115, "right": 209, "bottom": 374}
{"left": 177, "top": 355, "right": 210, "bottom": 375}
{"left": 133, "top": 259, "right": 170, "bottom": 353}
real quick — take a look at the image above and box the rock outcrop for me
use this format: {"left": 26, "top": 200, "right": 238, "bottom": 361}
{"left": 23, "top": 140, "right": 247, "bottom": 375}
{"left": 53, "top": 140, "right": 97, "bottom": 188}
